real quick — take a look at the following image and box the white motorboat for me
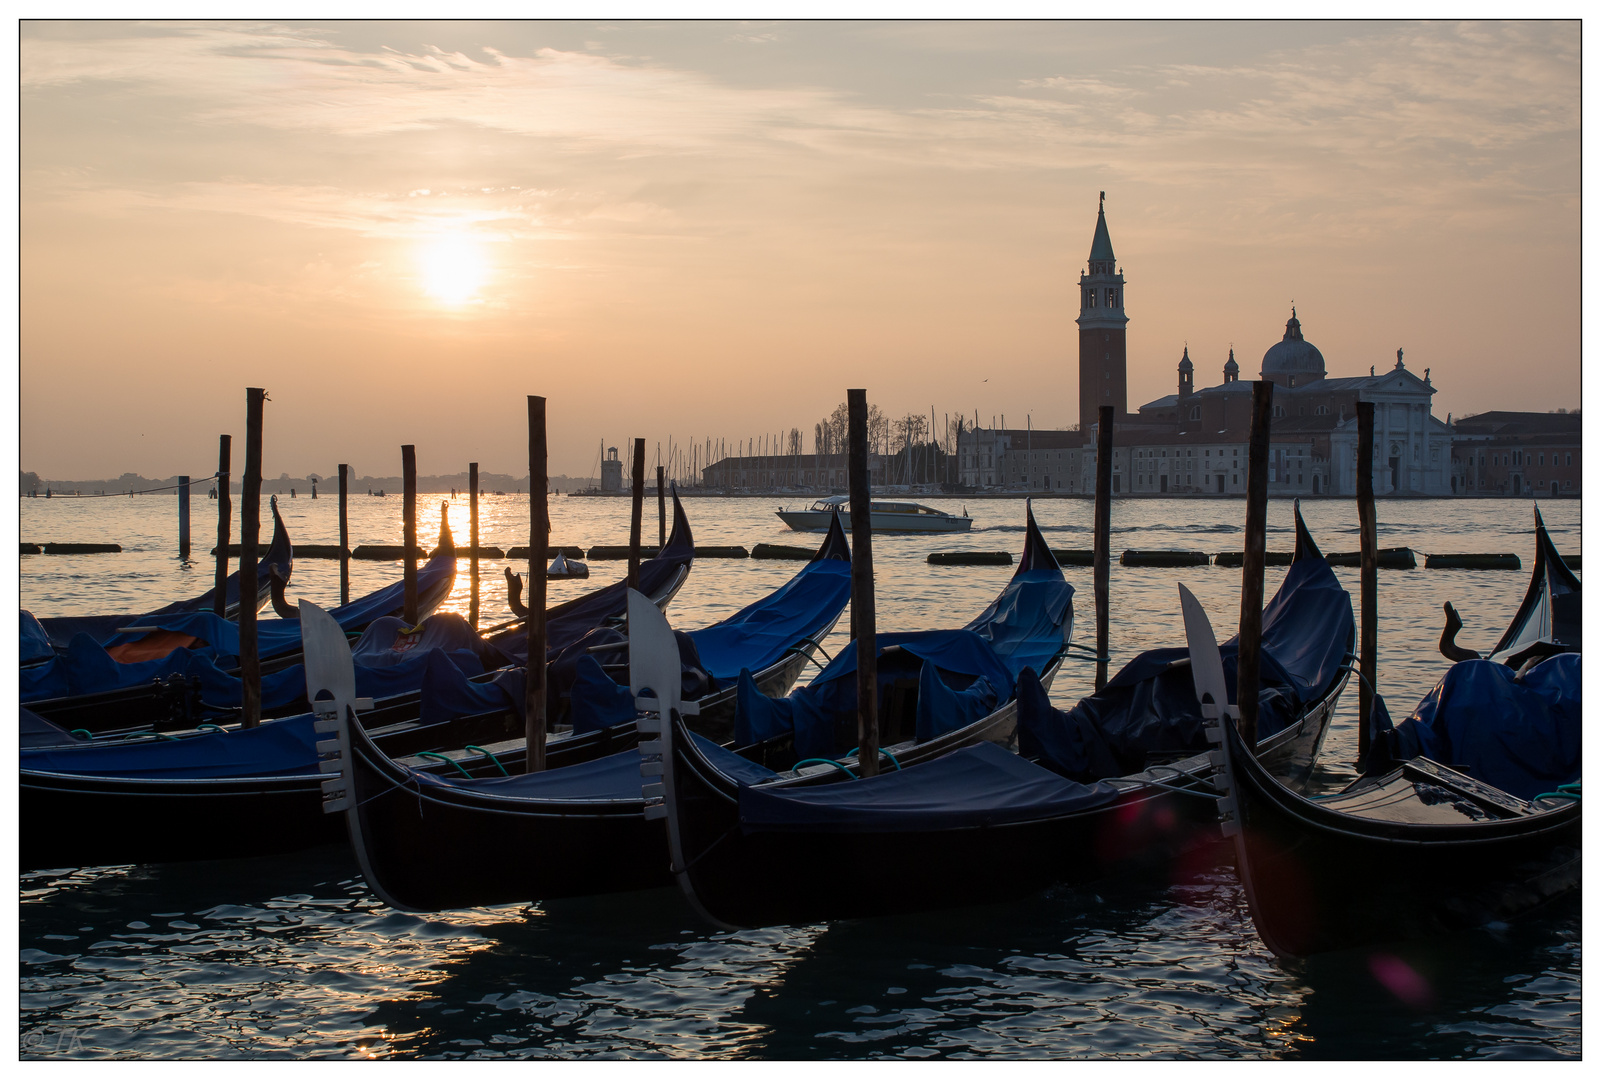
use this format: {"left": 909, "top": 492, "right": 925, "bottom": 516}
{"left": 775, "top": 494, "right": 972, "bottom": 532}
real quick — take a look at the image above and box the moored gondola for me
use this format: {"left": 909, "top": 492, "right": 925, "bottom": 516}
{"left": 1439, "top": 505, "right": 1580, "bottom": 665}
{"left": 16, "top": 503, "right": 702, "bottom": 872}
{"left": 319, "top": 507, "right": 1067, "bottom": 912}
{"left": 22, "top": 514, "right": 458, "bottom": 733}
{"left": 313, "top": 519, "right": 856, "bottom": 910}
{"left": 24, "top": 496, "right": 296, "bottom": 656}
{"left": 656, "top": 504, "right": 1353, "bottom": 930}
{"left": 1195, "top": 582, "right": 1581, "bottom": 958}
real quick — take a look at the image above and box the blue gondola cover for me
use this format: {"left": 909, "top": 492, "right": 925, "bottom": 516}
{"left": 738, "top": 740, "right": 1120, "bottom": 833}
{"left": 1375, "top": 654, "right": 1581, "bottom": 802}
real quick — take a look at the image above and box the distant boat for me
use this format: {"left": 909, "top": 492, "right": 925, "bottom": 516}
{"left": 776, "top": 494, "right": 972, "bottom": 533}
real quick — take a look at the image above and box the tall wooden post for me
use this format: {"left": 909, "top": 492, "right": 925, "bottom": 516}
{"left": 1093, "top": 405, "right": 1114, "bottom": 691}
{"left": 402, "top": 445, "right": 418, "bottom": 624}
{"left": 213, "top": 435, "right": 232, "bottom": 617}
{"left": 525, "top": 397, "right": 549, "bottom": 773}
{"left": 177, "top": 476, "right": 191, "bottom": 560}
{"left": 628, "top": 437, "right": 646, "bottom": 591}
{"left": 657, "top": 464, "right": 666, "bottom": 548}
{"left": 239, "top": 389, "right": 265, "bottom": 728}
{"left": 847, "top": 389, "right": 880, "bottom": 778}
{"left": 469, "top": 461, "right": 480, "bottom": 630}
{"left": 1237, "top": 380, "right": 1275, "bottom": 748}
{"left": 1357, "top": 400, "right": 1378, "bottom": 759}
{"left": 337, "top": 463, "right": 350, "bottom": 606}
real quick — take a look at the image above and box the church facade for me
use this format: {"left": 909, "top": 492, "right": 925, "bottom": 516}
{"left": 956, "top": 196, "right": 1455, "bottom": 496}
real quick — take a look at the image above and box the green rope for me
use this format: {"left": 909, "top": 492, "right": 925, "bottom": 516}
{"left": 416, "top": 751, "right": 473, "bottom": 779}
{"left": 465, "top": 745, "right": 508, "bottom": 777}
{"left": 847, "top": 746, "right": 903, "bottom": 771}
{"left": 197, "top": 723, "right": 228, "bottom": 735}
{"left": 792, "top": 757, "right": 857, "bottom": 779}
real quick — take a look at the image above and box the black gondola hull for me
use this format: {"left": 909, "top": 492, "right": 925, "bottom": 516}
{"left": 1222, "top": 719, "right": 1582, "bottom": 958}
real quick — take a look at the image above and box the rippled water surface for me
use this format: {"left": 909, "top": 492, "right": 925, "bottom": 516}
{"left": 19, "top": 494, "right": 1582, "bottom": 1059}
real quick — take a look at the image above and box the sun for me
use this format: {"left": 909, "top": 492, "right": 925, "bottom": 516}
{"left": 417, "top": 235, "right": 489, "bottom": 306}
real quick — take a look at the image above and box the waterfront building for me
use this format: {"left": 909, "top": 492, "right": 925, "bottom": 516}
{"left": 1450, "top": 411, "right": 1581, "bottom": 497}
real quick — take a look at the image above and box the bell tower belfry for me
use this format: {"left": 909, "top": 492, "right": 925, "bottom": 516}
{"left": 1077, "top": 191, "right": 1129, "bottom": 435}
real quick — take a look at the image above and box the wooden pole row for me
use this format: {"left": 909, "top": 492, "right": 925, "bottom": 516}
{"left": 1237, "top": 380, "right": 1274, "bottom": 747}
{"left": 847, "top": 388, "right": 880, "bottom": 778}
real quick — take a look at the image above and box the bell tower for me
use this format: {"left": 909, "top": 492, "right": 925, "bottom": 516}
{"left": 1077, "top": 191, "right": 1128, "bottom": 435}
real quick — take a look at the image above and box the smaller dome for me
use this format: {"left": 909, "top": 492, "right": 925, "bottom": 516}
{"left": 1223, "top": 349, "right": 1239, "bottom": 374}
{"left": 1178, "top": 346, "right": 1193, "bottom": 372}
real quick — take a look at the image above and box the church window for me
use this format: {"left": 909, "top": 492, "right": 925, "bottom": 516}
{"left": 1189, "top": 406, "right": 1200, "bottom": 420}
{"left": 1566, "top": 453, "right": 1572, "bottom": 466}
{"left": 1315, "top": 405, "right": 1328, "bottom": 415}
{"left": 1086, "top": 290, "right": 1097, "bottom": 308}
{"left": 1273, "top": 405, "right": 1285, "bottom": 418}
{"left": 1107, "top": 288, "right": 1117, "bottom": 307}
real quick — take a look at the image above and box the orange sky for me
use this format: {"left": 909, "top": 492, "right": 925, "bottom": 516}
{"left": 20, "top": 20, "right": 1580, "bottom": 480}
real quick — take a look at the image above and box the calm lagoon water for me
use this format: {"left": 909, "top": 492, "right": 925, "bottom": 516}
{"left": 18, "top": 494, "right": 1581, "bottom": 1059}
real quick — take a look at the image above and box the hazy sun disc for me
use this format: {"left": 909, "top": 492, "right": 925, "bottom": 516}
{"left": 418, "top": 236, "right": 488, "bottom": 305}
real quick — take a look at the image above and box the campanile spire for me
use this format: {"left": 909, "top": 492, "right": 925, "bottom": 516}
{"left": 1077, "top": 192, "right": 1128, "bottom": 434}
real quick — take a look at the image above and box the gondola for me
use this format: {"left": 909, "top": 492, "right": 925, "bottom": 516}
{"left": 1439, "top": 505, "right": 1580, "bottom": 664}
{"left": 24, "top": 496, "right": 296, "bottom": 656}
{"left": 313, "top": 516, "right": 857, "bottom": 910}
{"left": 655, "top": 503, "right": 1353, "bottom": 929}
{"left": 17, "top": 503, "right": 700, "bottom": 872}
{"left": 21, "top": 514, "right": 458, "bottom": 734}
{"left": 318, "top": 506, "right": 1066, "bottom": 912}
{"left": 1195, "top": 581, "right": 1581, "bottom": 958}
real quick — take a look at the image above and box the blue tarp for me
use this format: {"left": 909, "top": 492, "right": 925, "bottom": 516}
{"left": 688, "top": 559, "right": 853, "bottom": 682}
{"left": 964, "top": 568, "right": 1075, "bottom": 682}
{"left": 21, "top": 611, "right": 53, "bottom": 666}
{"left": 738, "top": 739, "right": 1120, "bottom": 833}
{"left": 735, "top": 629, "right": 1018, "bottom": 759}
{"left": 560, "top": 546, "right": 853, "bottom": 737}
{"left": 20, "top": 624, "right": 490, "bottom": 714}
{"left": 1018, "top": 553, "right": 1354, "bottom": 781}
{"left": 21, "top": 548, "right": 458, "bottom": 701}
{"left": 409, "top": 732, "right": 775, "bottom": 801}
{"left": 21, "top": 712, "right": 324, "bottom": 779}
{"left": 1376, "top": 653, "right": 1581, "bottom": 802}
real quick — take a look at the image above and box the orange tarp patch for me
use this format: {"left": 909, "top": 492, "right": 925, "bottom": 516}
{"left": 106, "top": 631, "right": 200, "bottom": 663}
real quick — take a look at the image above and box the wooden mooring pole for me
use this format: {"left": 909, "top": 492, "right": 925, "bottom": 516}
{"left": 402, "top": 445, "right": 418, "bottom": 624}
{"left": 1357, "top": 400, "right": 1378, "bottom": 760}
{"left": 657, "top": 464, "right": 666, "bottom": 548}
{"left": 469, "top": 461, "right": 480, "bottom": 630}
{"left": 628, "top": 438, "right": 646, "bottom": 592}
{"left": 239, "top": 389, "right": 265, "bottom": 729}
{"left": 178, "top": 476, "right": 191, "bottom": 560}
{"left": 337, "top": 464, "right": 350, "bottom": 606}
{"left": 1237, "top": 380, "right": 1275, "bottom": 748}
{"left": 526, "top": 397, "right": 549, "bottom": 773}
{"left": 847, "top": 388, "right": 880, "bottom": 778}
{"left": 1093, "top": 405, "right": 1114, "bottom": 691}
{"left": 213, "top": 435, "right": 232, "bottom": 617}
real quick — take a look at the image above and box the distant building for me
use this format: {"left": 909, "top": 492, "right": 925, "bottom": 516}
{"left": 600, "top": 447, "right": 624, "bottom": 493}
{"left": 702, "top": 453, "right": 886, "bottom": 490}
{"left": 1451, "top": 411, "right": 1581, "bottom": 497}
{"left": 955, "top": 196, "right": 1463, "bottom": 495}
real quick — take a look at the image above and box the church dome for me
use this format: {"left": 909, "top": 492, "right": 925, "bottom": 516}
{"left": 1262, "top": 309, "right": 1325, "bottom": 377}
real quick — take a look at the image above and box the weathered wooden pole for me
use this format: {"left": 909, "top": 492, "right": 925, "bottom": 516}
{"left": 1093, "top": 405, "right": 1114, "bottom": 691}
{"left": 1237, "top": 380, "right": 1275, "bottom": 747}
{"left": 402, "top": 445, "right": 418, "bottom": 624}
{"left": 177, "top": 475, "right": 191, "bottom": 560}
{"left": 657, "top": 464, "right": 666, "bottom": 547}
{"left": 469, "top": 461, "right": 480, "bottom": 630}
{"left": 847, "top": 388, "right": 880, "bottom": 778}
{"left": 628, "top": 437, "right": 646, "bottom": 591}
{"left": 1357, "top": 400, "right": 1378, "bottom": 759}
{"left": 213, "top": 435, "right": 232, "bottom": 617}
{"left": 337, "top": 463, "right": 350, "bottom": 606}
{"left": 239, "top": 389, "right": 265, "bottom": 729}
{"left": 525, "top": 397, "right": 549, "bottom": 773}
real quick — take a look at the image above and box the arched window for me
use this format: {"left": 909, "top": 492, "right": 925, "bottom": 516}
{"left": 1188, "top": 406, "right": 1200, "bottom": 420}
{"left": 1273, "top": 405, "right": 1285, "bottom": 418}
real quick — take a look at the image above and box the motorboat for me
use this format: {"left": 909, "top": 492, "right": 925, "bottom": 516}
{"left": 776, "top": 494, "right": 971, "bottom": 533}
